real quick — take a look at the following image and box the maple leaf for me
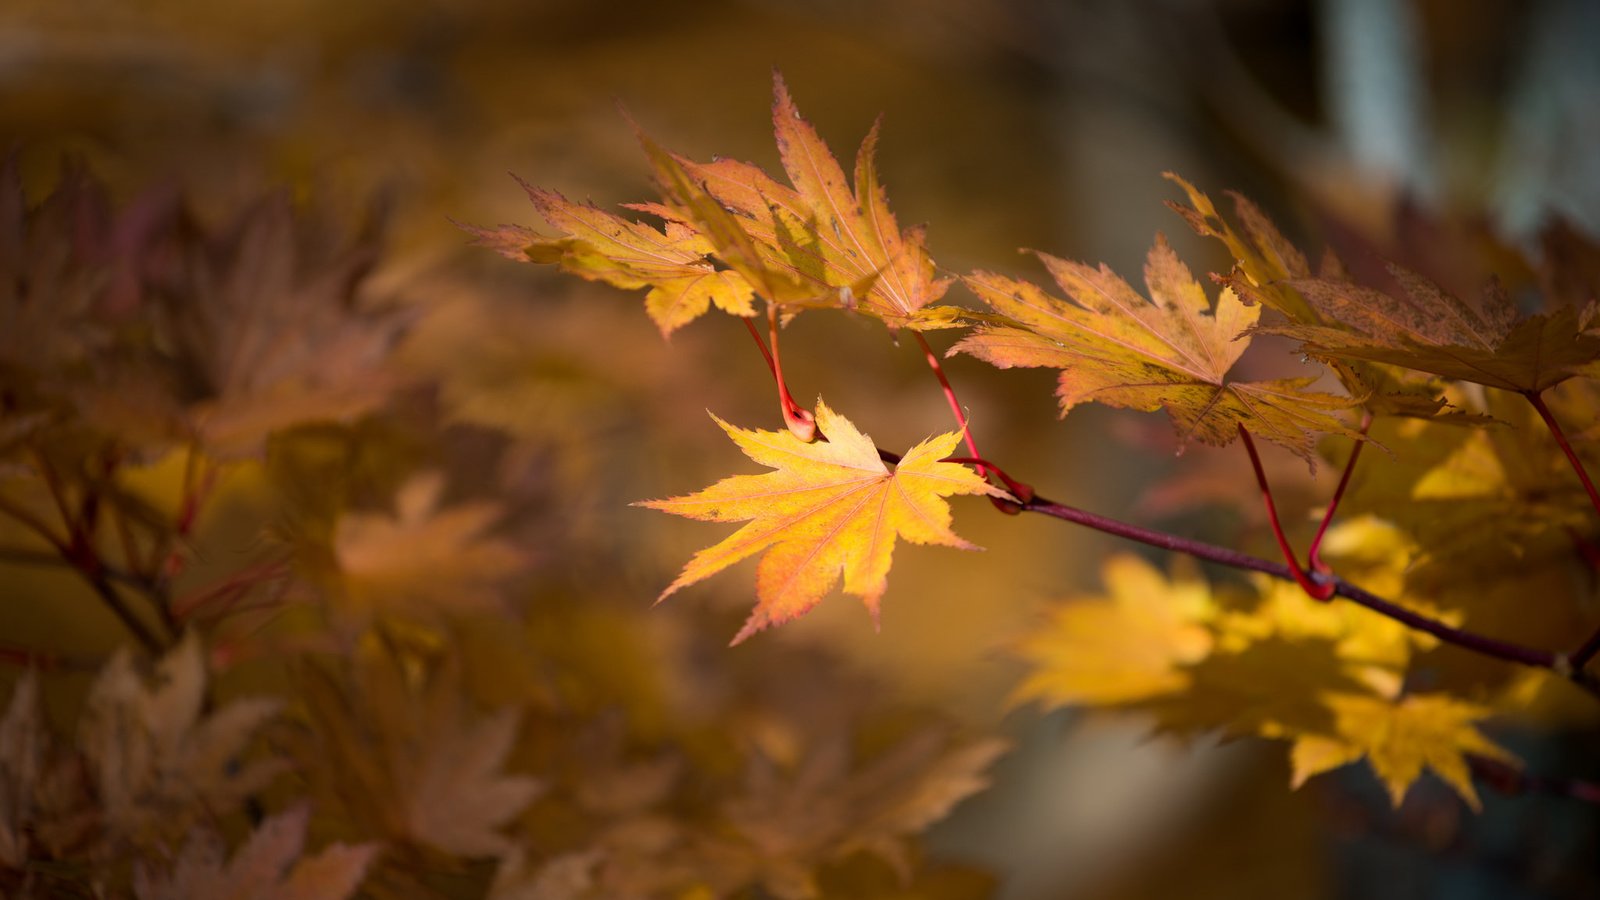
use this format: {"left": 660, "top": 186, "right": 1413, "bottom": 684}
{"left": 721, "top": 729, "right": 1008, "bottom": 898}
{"left": 162, "top": 191, "right": 407, "bottom": 458}
{"left": 0, "top": 157, "right": 168, "bottom": 374}
{"left": 1224, "top": 520, "right": 1462, "bottom": 697}
{"left": 488, "top": 847, "right": 604, "bottom": 900}
{"left": 1289, "top": 693, "right": 1516, "bottom": 811}
{"left": 402, "top": 705, "right": 543, "bottom": 858}
{"left": 1011, "top": 555, "right": 1214, "bottom": 707}
{"left": 677, "top": 73, "right": 956, "bottom": 329}
{"left": 1165, "top": 174, "right": 1474, "bottom": 421}
{"left": 295, "top": 641, "right": 542, "bottom": 859}
{"left": 1335, "top": 398, "right": 1593, "bottom": 570}
{"left": 333, "top": 470, "right": 529, "bottom": 621}
{"left": 81, "top": 633, "right": 286, "bottom": 846}
{"left": 638, "top": 400, "right": 1006, "bottom": 644}
{"left": 632, "top": 130, "right": 828, "bottom": 310}
{"left": 134, "top": 804, "right": 378, "bottom": 900}
{"left": 1263, "top": 266, "right": 1600, "bottom": 394}
{"left": 954, "top": 235, "right": 1361, "bottom": 462}
{"left": 1162, "top": 172, "right": 1315, "bottom": 323}
{"left": 463, "top": 180, "right": 755, "bottom": 336}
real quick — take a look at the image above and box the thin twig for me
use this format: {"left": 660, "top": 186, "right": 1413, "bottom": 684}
{"left": 4, "top": 462, "right": 168, "bottom": 655}
{"left": 1470, "top": 754, "right": 1600, "bottom": 805}
{"left": 0, "top": 643, "right": 102, "bottom": 673}
{"left": 0, "top": 494, "right": 69, "bottom": 552}
{"left": 78, "top": 568, "right": 167, "bottom": 656}
{"left": 0, "top": 544, "right": 149, "bottom": 590}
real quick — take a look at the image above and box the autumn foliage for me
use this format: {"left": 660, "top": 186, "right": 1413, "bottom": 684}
{"left": 477, "top": 75, "right": 1600, "bottom": 813}
{"left": 4, "top": 64, "right": 1600, "bottom": 900}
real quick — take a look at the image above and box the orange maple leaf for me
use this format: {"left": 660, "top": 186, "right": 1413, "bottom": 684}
{"left": 680, "top": 73, "right": 957, "bottom": 329}
{"left": 954, "top": 236, "right": 1362, "bottom": 462}
{"left": 1263, "top": 269, "right": 1600, "bottom": 394}
{"left": 461, "top": 180, "right": 755, "bottom": 336}
{"left": 638, "top": 400, "right": 1006, "bottom": 644}
{"left": 1166, "top": 174, "right": 1471, "bottom": 422}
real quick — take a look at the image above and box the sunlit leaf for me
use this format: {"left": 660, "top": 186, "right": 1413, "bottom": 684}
{"left": 1290, "top": 693, "right": 1515, "bottom": 811}
{"left": 1012, "top": 555, "right": 1214, "bottom": 707}
{"left": 639, "top": 400, "right": 1006, "bottom": 644}
{"left": 955, "top": 236, "right": 1361, "bottom": 462}
{"left": 463, "top": 182, "right": 755, "bottom": 336}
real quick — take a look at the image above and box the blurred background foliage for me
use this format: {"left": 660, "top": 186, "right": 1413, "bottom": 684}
{"left": 1, "top": 0, "right": 1597, "bottom": 897}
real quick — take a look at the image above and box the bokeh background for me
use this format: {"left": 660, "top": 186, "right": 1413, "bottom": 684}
{"left": 5, "top": 0, "right": 1599, "bottom": 897}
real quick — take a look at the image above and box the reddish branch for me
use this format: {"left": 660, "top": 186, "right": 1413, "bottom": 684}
{"left": 876, "top": 448, "right": 1600, "bottom": 700}
{"left": 1, "top": 459, "right": 171, "bottom": 656}
{"left": 1470, "top": 754, "right": 1600, "bottom": 805}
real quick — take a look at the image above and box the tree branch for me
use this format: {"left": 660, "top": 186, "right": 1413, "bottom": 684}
{"left": 1470, "top": 753, "right": 1600, "bottom": 805}
{"left": 878, "top": 447, "right": 1600, "bottom": 700}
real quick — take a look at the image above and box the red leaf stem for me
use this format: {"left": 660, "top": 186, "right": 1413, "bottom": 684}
{"left": 743, "top": 312, "right": 815, "bottom": 440}
{"left": 1307, "top": 412, "right": 1372, "bottom": 573}
{"left": 1238, "top": 425, "right": 1335, "bottom": 600}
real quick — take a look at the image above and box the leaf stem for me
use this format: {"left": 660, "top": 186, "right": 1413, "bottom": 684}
{"left": 1307, "top": 413, "right": 1372, "bottom": 573}
{"left": 911, "top": 333, "right": 983, "bottom": 467}
{"left": 1238, "top": 425, "right": 1335, "bottom": 600}
{"left": 743, "top": 312, "right": 815, "bottom": 440}
{"left": 910, "top": 333, "right": 1044, "bottom": 512}
{"left": 940, "top": 456, "right": 1034, "bottom": 505}
{"left": 1527, "top": 390, "right": 1600, "bottom": 519}
{"left": 1525, "top": 391, "right": 1600, "bottom": 671}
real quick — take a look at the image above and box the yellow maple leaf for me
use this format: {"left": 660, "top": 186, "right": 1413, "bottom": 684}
{"left": 1163, "top": 172, "right": 1315, "bottom": 323}
{"left": 681, "top": 73, "right": 955, "bottom": 329}
{"left": 1265, "top": 268, "right": 1600, "bottom": 393}
{"left": 334, "top": 471, "right": 528, "bottom": 619}
{"left": 1166, "top": 173, "right": 1465, "bottom": 421}
{"left": 463, "top": 181, "right": 755, "bottom": 336}
{"left": 639, "top": 400, "right": 1006, "bottom": 644}
{"left": 722, "top": 729, "right": 1008, "bottom": 895}
{"left": 1011, "top": 555, "right": 1214, "bottom": 707}
{"left": 954, "top": 236, "right": 1361, "bottom": 462}
{"left": 1290, "top": 692, "right": 1516, "bottom": 811}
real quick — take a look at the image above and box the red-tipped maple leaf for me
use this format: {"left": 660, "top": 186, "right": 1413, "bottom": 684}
{"left": 470, "top": 72, "right": 956, "bottom": 336}
{"left": 678, "top": 73, "right": 956, "bottom": 329}
{"left": 1165, "top": 174, "right": 1474, "bottom": 421}
{"left": 954, "top": 236, "right": 1362, "bottom": 462}
{"left": 638, "top": 400, "right": 1006, "bottom": 644}
{"left": 460, "top": 179, "right": 755, "bottom": 336}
